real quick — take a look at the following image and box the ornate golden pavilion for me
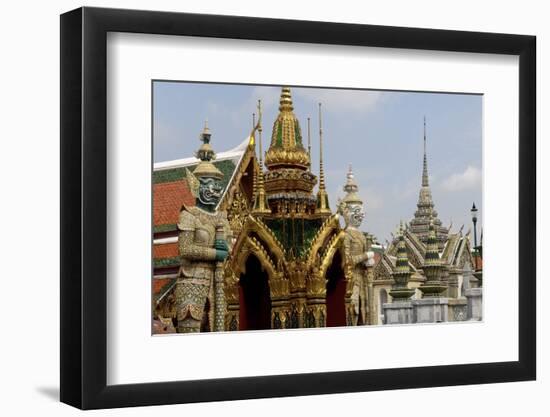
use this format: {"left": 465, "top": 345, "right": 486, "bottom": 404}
{"left": 223, "top": 87, "right": 356, "bottom": 330}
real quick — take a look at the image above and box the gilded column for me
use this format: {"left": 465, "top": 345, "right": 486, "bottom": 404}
{"left": 305, "top": 258, "right": 327, "bottom": 328}
{"left": 270, "top": 261, "right": 291, "bottom": 329}
{"left": 224, "top": 269, "right": 240, "bottom": 331}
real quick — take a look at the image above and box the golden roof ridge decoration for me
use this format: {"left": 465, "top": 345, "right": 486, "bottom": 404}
{"left": 305, "top": 213, "right": 340, "bottom": 263}
{"left": 253, "top": 215, "right": 287, "bottom": 255}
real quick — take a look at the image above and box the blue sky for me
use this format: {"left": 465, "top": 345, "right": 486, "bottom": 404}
{"left": 153, "top": 82, "right": 482, "bottom": 244}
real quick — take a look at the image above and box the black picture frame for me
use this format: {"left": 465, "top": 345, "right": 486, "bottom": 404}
{"left": 60, "top": 6, "right": 536, "bottom": 410}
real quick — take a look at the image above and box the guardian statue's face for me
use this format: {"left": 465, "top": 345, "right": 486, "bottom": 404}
{"left": 198, "top": 177, "right": 223, "bottom": 207}
{"left": 342, "top": 202, "right": 365, "bottom": 228}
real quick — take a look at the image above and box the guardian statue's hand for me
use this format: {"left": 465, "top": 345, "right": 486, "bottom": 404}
{"left": 215, "top": 249, "right": 229, "bottom": 262}
{"left": 215, "top": 239, "right": 229, "bottom": 252}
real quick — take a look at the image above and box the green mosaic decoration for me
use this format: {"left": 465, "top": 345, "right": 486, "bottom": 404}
{"left": 276, "top": 121, "right": 283, "bottom": 146}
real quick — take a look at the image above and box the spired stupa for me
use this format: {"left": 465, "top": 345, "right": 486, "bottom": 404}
{"left": 408, "top": 117, "right": 449, "bottom": 250}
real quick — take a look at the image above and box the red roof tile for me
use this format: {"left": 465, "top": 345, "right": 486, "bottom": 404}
{"left": 153, "top": 277, "right": 174, "bottom": 296}
{"left": 154, "top": 242, "right": 178, "bottom": 259}
{"left": 153, "top": 179, "right": 195, "bottom": 227}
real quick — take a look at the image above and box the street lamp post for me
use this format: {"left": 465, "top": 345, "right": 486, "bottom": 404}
{"left": 471, "top": 202, "right": 478, "bottom": 249}
{"left": 470, "top": 202, "right": 482, "bottom": 281}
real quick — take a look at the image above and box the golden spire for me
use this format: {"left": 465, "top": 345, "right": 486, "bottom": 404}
{"left": 264, "top": 87, "right": 310, "bottom": 170}
{"left": 316, "top": 102, "right": 331, "bottom": 214}
{"left": 253, "top": 100, "right": 271, "bottom": 214}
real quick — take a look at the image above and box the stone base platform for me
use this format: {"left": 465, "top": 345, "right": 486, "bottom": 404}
{"left": 412, "top": 298, "right": 449, "bottom": 323}
{"left": 383, "top": 301, "right": 414, "bottom": 325}
{"left": 465, "top": 287, "right": 483, "bottom": 321}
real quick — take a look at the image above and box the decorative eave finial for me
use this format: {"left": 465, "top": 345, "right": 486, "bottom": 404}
{"left": 250, "top": 113, "right": 256, "bottom": 145}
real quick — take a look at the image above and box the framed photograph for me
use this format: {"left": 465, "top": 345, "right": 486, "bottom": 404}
{"left": 60, "top": 6, "right": 536, "bottom": 409}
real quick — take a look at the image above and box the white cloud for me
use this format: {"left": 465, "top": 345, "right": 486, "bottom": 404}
{"left": 293, "top": 88, "right": 383, "bottom": 114}
{"left": 363, "top": 188, "right": 384, "bottom": 211}
{"left": 441, "top": 166, "right": 482, "bottom": 191}
{"left": 227, "top": 86, "right": 281, "bottom": 128}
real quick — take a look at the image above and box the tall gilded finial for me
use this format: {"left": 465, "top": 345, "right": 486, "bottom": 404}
{"left": 258, "top": 102, "right": 264, "bottom": 167}
{"left": 253, "top": 99, "right": 271, "bottom": 214}
{"left": 307, "top": 117, "right": 312, "bottom": 165}
{"left": 316, "top": 102, "right": 331, "bottom": 214}
{"left": 319, "top": 103, "right": 324, "bottom": 188}
{"left": 251, "top": 113, "right": 258, "bottom": 196}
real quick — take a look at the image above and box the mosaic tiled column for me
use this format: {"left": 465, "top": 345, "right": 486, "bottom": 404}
{"left": 213, "top": 261, "right": 226, "bottom": 331}
{"left": 224, "top": 270, "right": 240, "bottom": 331}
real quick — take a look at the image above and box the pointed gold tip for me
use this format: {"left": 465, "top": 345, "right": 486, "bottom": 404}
{"left": 279, "top": 86, "right": 294, "bottom": 111}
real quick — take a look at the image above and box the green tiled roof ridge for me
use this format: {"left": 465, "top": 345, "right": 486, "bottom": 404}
{"left": 153, "top": 159, "right": 236, "bottom": 185}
